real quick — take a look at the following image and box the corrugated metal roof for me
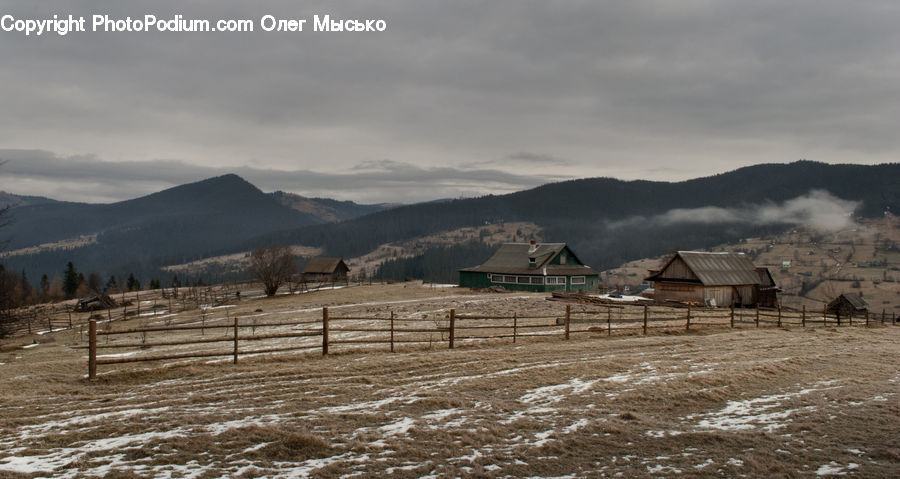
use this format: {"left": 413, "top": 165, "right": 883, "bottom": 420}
{"left": 459, "top": 243, "right": 600, "bottom": 276}
{"left": 303, "top": 257, "right": 348, "bottom": 274}
{"left": 675, "top": 251, "right": 760, "bottom": 286}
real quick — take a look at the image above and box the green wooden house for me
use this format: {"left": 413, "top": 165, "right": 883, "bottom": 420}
{"left": 459, "top": 241, "right": 601, "bottom": 292}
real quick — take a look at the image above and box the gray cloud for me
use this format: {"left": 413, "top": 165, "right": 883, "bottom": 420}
{"left": 609, "top": 190, "right": 859, "bottom": 232}
{"left": 0, "top": 1, "right": 898, "bottom": 201}
{"left": 0, "top": 149, "right": 560, "bottom": 203}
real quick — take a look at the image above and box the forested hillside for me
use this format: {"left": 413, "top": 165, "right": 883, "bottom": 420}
{"left": 245, "top": 161, "right": 899, "bottom": 282}
{"left": 2, "top": 161, "right": 897, "bottom": 287}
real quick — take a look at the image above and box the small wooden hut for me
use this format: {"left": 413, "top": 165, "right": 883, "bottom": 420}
{"left": 302, "top": 258, "right": 350, "bottom": 285}
{"left": 645, "top": 251, "right": 777, "bottom": 308}
{"left": 826, "top": 294, "right": 868, "bottom": 318}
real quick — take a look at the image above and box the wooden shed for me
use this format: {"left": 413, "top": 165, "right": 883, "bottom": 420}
{"left": 826, "top": 294, "right": 868, "bottom": 318}
{"left": 459, "top": 241, "right": 601, "bottom": 292}
{"left": 302, "top": 258, "right": 350, "bottom": 285}
{"left": 645, "top": 251, "right": 777, "bottom": 308}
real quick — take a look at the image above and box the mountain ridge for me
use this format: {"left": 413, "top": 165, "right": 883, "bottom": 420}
{"left": 2, "top": 161, "right": 898, "bottom": 285}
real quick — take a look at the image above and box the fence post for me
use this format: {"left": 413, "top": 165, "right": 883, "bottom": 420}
{"left": 823, "top": 304, "right": 827, "bottom": 326}
{"left": 849, "top": 312, "right": 852, "bottom": 326}
{"left": 47, "top": 314, "right": 52, "bottom": 333}
{"left": 865, "top": 310, "right": 869, "bottom": 327}
{"left": 233, "top": 317, "right": 239, "bottom": 364}
{"left": 686, "top": 306, "right": 691, "bottom": 331}
{"left": 390, "top": 311, "right": 395, "bottom": 353}
{"left": 801, "top": 305, "right": 806, "bottom": 328}
{"left": 565, "top": 305, "right": 570, "bottom": 340}
{"left": 730, "top": 306, "right": 734, "bottom": 328}
{"left": 322, "top": 307, "right": 329, "bottom": 355}
{"left": 449, "top": 309, "right": 456, "bottom": 349}
{"left": 643, "top": 305, "right": 648, "bottom": 336}
{"left": 88, "top": 319, "right": 97, "bottom": 380}
{"left": 513, "top": 312, "right": 518, "bottom": 343}
{"left": 755, "top": 305, "right": 759, "bottom": 328}
{"left": 68, "top": 308, "right": 73, "bottom": 328}
{"left": 27, "top": 313, "right": 31, "bottom": 334}
{"left": 882, "top": 309, "right": 886, "bottom": 324}
{"left": 777, "top": 306, "right": 781, "bottom": 328}
{"left": 607, "top": 306, "right": 612, "bottom": 336}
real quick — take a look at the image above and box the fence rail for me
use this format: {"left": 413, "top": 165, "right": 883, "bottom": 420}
{"left": 84, "top": 303, "right": 897, "bottom": 379}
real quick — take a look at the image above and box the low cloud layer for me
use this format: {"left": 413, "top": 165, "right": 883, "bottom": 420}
{"left": 611, "top": 190, "right": 859, "bottom": 232}
{"left": 0, "top": 149, "right": 563, "bottom": 204}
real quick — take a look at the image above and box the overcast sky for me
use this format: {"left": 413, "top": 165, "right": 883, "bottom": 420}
{"left": 1, "top": 1, "right": 898, "bottom": 204}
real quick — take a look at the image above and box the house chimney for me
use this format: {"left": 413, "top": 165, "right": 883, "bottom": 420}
{"left": 528, "top": 240, "right": 537, "bottom": 254}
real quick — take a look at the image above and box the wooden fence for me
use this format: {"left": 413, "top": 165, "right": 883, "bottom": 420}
{"left": 84, "top": 303, "right": 898, "bottom": 379}
{"left": 2, "top": 285, "right": 244, "bottom": 339}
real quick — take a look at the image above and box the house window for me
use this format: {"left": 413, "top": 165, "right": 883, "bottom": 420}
{"left": 560, "top": 254, "right": 566, "bottom": 265}
{"left": 530, "top": 276, "right": 544, "bottom": 284}
{"left": 529, "top": 257, "right": 536, "bottom": 266}
{"left": 571, "top": 276, "right": 585, "bottom": 285}
{"left": 546, "top": 276, "right": 565, "bottom": 285}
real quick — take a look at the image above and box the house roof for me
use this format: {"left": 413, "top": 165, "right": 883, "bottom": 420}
{"left": 459, "top": 243, "right": 600, "bottom": 276}
{"left": 647, "top": 251, "right": 761, "bottom": 286}
{"left": 838, "top": 293, "right": 868, "bottom": 310}
{"left": 303, "top": 257, "right": 348, "bottom": 274}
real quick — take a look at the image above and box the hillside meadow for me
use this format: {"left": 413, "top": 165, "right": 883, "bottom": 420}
{"left": 0, "top": 283, "right": 898, "bottom": 478}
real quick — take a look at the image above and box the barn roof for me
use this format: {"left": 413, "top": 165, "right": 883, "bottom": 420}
{"left": 460, "top": 243, "right": 600, "bottom": 276}
{"left": 837, "top": 293, "right": 868, "bottom": 310}
{"left": 303, "top": 257, "right": 348, "bottom": 274}
{"left": 647, "top": 251, "right": 761, "bottom": 286}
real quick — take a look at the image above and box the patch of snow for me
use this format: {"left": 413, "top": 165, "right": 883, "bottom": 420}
{"left": 562, "top": 419, "right": 590, "bottom": 434}
{"left": 592, "top": 294, "right": 652, "bottom": 303}
{"left": 646, "top": 465, "right": 682, "bottom": 474}
{"left": 604, "top": 373, "right": 633, "bottom": 383}
{"left": 689, "top": 382, "right": 838, "bottom": 432}
{"left": 694, "top": 459, "right": 714, "bottom": 469}
{"left": 816, "top": 461, "right": 858, "bottom": 476}
{"left": 21, "top": 343, "right": 39, "bottom": 349}
{"left": 96, "top": 351, "right": 143, "bottom": 359}
{"left": 727, "top": 458, "right": 744, "bottom": 467}
{"left": 421, "top": 408, "right": 462, "bottom": 423}
{"left": 379, "top": 417, "right": 416, "bottom": 437}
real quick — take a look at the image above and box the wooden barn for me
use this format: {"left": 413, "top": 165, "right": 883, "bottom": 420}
{"left": 459, "top": 241, "right": 601, "bottom": 292}
{"left": 826, "top": 294, "right": 868, "bottom": 318}
{"left": 645, "top": 251, "right": 778, "bottom": 308}
{"left": 302, "top": 257, "right": 350, "bottom": 285}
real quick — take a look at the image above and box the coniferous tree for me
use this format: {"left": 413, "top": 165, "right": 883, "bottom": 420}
{"left": 63, "top": 262, "right": 80, "bottom": 299}
{"left": 126, "top": 273, "right": 140, "bottom": 292}
{"left": 40, "top": 274, "right": 49, "bottom": 298}
{"left": 105, "top": 275, "right": 118, "bottom": 293}
{"left": 87, "top": 273, "right": 102, "bottom": 293}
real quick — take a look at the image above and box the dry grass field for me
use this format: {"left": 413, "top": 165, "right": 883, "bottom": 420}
{"left": 1, "top": 283, "right": 898, "bottom": 478}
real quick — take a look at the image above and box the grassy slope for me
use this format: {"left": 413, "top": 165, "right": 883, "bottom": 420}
{"left": 0, "top": 283, "right": 898, "bottom": 477}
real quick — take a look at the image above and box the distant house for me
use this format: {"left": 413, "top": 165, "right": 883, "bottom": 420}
{"left": 459, "top": 241, "right": 601, "bottom": 292}
{"left": 302, "top": 258, "right": 350, "bottom": 285}
{"left": 645, "top": 251, "right": 778, "bottom": 308}
{"left": 826, "top": 294, "right": 868, "bottom": 318}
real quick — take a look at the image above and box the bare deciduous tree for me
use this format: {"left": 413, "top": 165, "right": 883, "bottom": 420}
{"left": 250, "top": 245, "right": 297, "bottom": 297}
